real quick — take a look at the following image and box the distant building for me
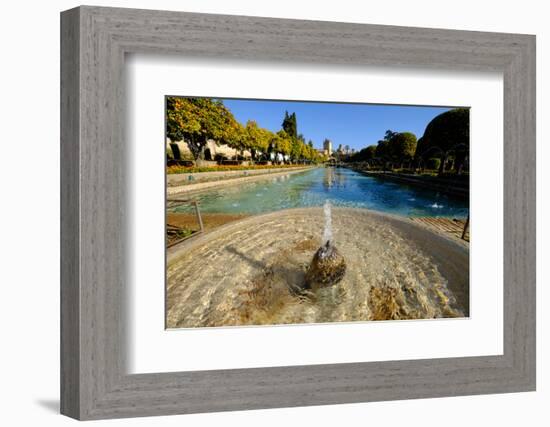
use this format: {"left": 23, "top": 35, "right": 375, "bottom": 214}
{"left": 323, "top": 139, "right": 333, "bottom": 156}
{"left": 316, "top": 148, "right": 328, "bottom": 157}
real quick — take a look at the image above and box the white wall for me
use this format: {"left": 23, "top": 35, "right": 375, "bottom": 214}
{"left": 0, "top": 0, "right": 547, "bottom": 425}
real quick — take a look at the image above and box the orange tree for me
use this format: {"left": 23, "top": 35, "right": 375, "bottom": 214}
{"left": 274, "top": 130, "right": 292, "bottom": 157}
{"left": 166, "top": 97, "right": 242, "bottom": 161}
{"left": 244, "top": 120, "right": 272, "bottom": 160}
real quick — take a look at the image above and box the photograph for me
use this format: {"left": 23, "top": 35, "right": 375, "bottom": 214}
{"left": 165, "top": 97, "right": 470, "bottom": 329}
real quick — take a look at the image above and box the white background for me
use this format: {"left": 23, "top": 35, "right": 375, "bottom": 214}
{"left": 0, "top": 0, "right": 547, "bottom": 426}
{"left": 129, "top": 57, "right": 503, "bottom": 373}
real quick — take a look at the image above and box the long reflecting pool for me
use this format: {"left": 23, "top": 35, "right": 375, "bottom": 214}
{"left": 170, "top": 167, "right": 469, "bottom": 218}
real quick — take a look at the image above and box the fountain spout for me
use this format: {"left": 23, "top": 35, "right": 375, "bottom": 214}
{"left": 305, "top": 201, "right": 346, "bottom": 290}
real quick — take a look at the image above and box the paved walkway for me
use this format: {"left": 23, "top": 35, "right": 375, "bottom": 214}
{"left": 167, "top": 166, "right": 314, "bottom": 197}
{"left": 409, "top": 217, "right": 469, "bottom": 243}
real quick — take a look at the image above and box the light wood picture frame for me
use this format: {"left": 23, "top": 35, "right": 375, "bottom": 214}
{"left": 60, "top": 5, "right": 536, "bottom": 420}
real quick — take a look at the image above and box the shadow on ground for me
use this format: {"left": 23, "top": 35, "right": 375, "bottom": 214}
{"left": 35, "top": 399, "right": 59, "bottom": 414}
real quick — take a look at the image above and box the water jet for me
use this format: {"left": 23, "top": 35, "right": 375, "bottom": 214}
{"left": 305, "top": 201, "right": 347, "bottom": 290}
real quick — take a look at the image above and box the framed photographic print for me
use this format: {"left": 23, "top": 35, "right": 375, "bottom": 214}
{"left": 61, "top": 6, "right": 536, "bottom": 420}
{"left": 164, "top": 97, "right": 470, "bottom": 329}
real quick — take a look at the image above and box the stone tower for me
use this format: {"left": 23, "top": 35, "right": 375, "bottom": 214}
{"left": 323, "top": 139, "right": 333, "bottom": 156}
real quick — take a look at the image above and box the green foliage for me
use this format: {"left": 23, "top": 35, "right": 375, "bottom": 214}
{"left": 348, "top": 145, "right": 377, "bottom": 162}
{"left": 375, "top": 139, "right": 390, "bottom": 159}
{"left": 281, "top": 111, "right": 298, "bottom": 140}
{"left": 426, "top": 158, "right": 441, "bottom": 170}
{"left": 166, "top": 97, "right": 241, "bottom": 160}
{"left": 290, "top": 137, "right": 303, "bottom": 160}
{"left": 371, "top": 131, "right": 417, "bottom": 167}
{"left": 365, "top": 145, "right": 377, "bottom": 160}
{"left": 280, "top": 112, "right": 318, "bottom": 162}
{"left": 390, "top": 132, "right": 418, "bottom": 163}
{"left": 274, "top": 130, "right": 292, "bottom": 155}
{"left": 384, "top": 130, "right": 397, "bottom": 141}
{"left": 243, "top": 120, "right": 268, "bottom": 153}
{"left": 176, "top": 228, "right": 193, "bottom": 238}
{"left": 166, "top": 98, "right": 323, "bottom": 165}
{"left": 415, "top": 108, "right": 469, "bottom": 173}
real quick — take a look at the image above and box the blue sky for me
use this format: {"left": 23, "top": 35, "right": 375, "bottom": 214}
{"left": 221, "top": 98, "right": 452, "bottom": 151}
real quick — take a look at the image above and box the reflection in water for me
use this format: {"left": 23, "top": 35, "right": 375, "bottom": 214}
{"left": 323, "top": 167, "right": 347, "bottom": 191}
{"left": 323, "top": 167, "right": 333, "bottom": 190}
{"left": 171, "top": 167, "right": 469, "bottom": 218}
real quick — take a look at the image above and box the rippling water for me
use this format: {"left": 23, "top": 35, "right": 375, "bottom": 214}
{"left": 171, "top": 167, "right": 469, "bottom": 218}
{"left": 167, "top": 208, "right": 468, "bottom": 328}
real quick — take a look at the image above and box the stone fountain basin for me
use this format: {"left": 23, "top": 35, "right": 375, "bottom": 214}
{"left": 167, "top": 207, "right": 469, "bottom": 329}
